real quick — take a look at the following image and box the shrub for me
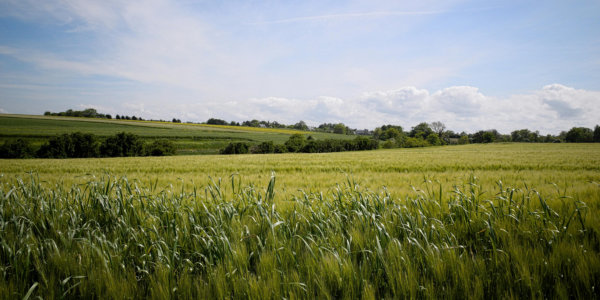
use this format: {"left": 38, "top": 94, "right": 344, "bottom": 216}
{"left": 100, "top": 132, "right": 145, "bottom": 157}
{"left": 145, "top": 140, "right": 176, "bottom": 156}
{"left": 37, "top": 132, "right": 100, "bottom": 158}
{"left": 220, "top": 142, "right": 250, "bottom": 154}
{"left": 274, "top": 144, "right": 288, "bottom": 153}
{"left": 285, "top": 134, "right": 306, "bottom": 152}
{"left": 0, "top": 139, "right": 34, "bottom": 158}
{"left": 252, "top": 141, "right": 275, "bottom": 154}
{"left": 565, "top": 127, "right": 593, "bottom": 143}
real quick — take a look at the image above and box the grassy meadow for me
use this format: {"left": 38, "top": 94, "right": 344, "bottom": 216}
{"left": 0, "top": 114, "right": 353, "bottom": 154}
{"left": 1, "top": 142, "right": 599, "bottom": 298}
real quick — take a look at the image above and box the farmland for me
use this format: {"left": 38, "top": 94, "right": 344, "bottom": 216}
{"left": 1, "top": 141, "right": 599, "bottom": 298}
{"left": 0, "top": 114, "right": 353, "bottom": 154}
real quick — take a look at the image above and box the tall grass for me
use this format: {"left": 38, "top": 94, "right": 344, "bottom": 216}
{"left": 0, "top": 174, "right": 598, "bottom": 299}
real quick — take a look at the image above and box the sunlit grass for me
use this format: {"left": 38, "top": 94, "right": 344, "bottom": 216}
{"left": 0, "top": 173, "right": 597, "bottom": 298}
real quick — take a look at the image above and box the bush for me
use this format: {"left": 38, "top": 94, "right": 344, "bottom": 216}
{"left": 100, "top": 132, "right": 145, "bottom": 157}
{"left": 220, "top": 142, "right": 250, "bottom": 154}
{"left": 37, "top": 133, "right": 100, "bottom": 158}
{"left": 252, "top": 141, "right": 275, "bottom": 154}
{"left": 565, "top": 127, "right": 593, "bottom": 143}
{"left": 145, "top": 140, "right": 176, "bottom": 156}
{"left": 274, "top": 144, "right": 288, "bottom": 153}
{"left": 0, "top": 139, "right": 34, "bottom": 158}
{"left": 206, "top": 118, "right": 228, "bottom": 125}
{"left": 402, "top": 137, "right": 429, "bottom": 148}
{"left": 285, "top": 134, "right": 306, "bottom": 152}
{"left": 426, "top": 133, "right": 441, "bottom": 146}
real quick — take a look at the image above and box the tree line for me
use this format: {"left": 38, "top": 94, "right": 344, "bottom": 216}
{"left": 221, "top": 134, "right": 378, "bottom": 154}
{"left": 0, "top": 132, "right": 176, "bottom": 159}
{"left": 206, "top": 118, "right": 356, "bottom": 135}
{"left": 372, "top": 122, "right": 600, "bottom": 149}
{"left": 44, "top": 108, "right": 112, "bottom": 119}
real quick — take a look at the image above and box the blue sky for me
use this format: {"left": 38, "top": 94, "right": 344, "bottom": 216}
{"left": 0, "top": 0, "right": 599, "bottom": 133}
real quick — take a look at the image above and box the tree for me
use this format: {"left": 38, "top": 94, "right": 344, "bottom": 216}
{"left": 100, "top": 132, "right": 145, "bottom": 157}
{"left": 0, "top": 139, "right": 34, "bottom": 158}
{"left": 426, "top": 133, "right": 441, "bottom": 146}
{"left": 207, "top": 118, "right": 228, "bottom": 125}
{"left": 293, "top": 121, "right": 308, "bottom": 131}
{"left": 333, "top": 123, "right": 347, "bottom": 134}
{"left": 220, "top": 142, "right": 249, "bottom": 154}
{"left": 285, "top": 134, "right": 306, "bottom": 152}
{"left": 472, "top": 130, "right": 495, "bottom": 143}
{"left": 594, "top": 125, "right": 600, "bottom": 143}
{"left": 458, "top": 135, "right": 469, "bottom": 145}
{"left": 430, "top": 121, "right": 446, "bottom": 137}
{"left": 511, "top": 129, "right": 538, "bottom": 142}
{"left": 146, "top": 140, "right": 176, "bottom": 156}
{"left": 409, "top": 123, "right": 434, "bottom": 139}
{"left": 252, "top": 141, "right": 275, "bottom": 154}
{"left": 565, "top": 127, "right": 593, "bottom": 143}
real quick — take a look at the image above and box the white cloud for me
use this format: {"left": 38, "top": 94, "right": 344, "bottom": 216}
{"left": 110, "top": 84, "right": 598, "bottom": 135}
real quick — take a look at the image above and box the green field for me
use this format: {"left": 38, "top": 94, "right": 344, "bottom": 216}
{"left": 1, "top": 143, "right": 599, "bottom": 298}
{"left": 0, "top": 114, "right": 353, "bottom": 154}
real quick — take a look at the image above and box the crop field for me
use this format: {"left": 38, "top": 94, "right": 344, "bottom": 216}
{"left": 1, "top": 143, "right": 599, "bottom": 298}
{"left": 0, "top": 115, "right": 353, "bottom": 154}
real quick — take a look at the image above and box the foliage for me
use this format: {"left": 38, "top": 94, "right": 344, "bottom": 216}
{"left": 220, "top": 142, "right": 250, "bottom": 154}
{"left": 426, "top": 133, "right": 441, "bottom": 146}
{"left": 284, "top": 134, "right": 306, "bottom": 152}
{"left": 402, "top": 137, "right": 430, "bottom": 148}
{"left": 100, "top": 132, "right": 145, "bottom": 157}
{"left": 458, "top": 134, "right": 470, "bottom": 145}
{"left": 0, "top": 139, "right": 34, "bottom": 158}
{"left": 511, "top": 129, "right": 540, "bottom": 142}
{"left": 409, "top": 122, "right": 434, "bottom": 139}
{"left": 472, "top": 130, "right": 496, "bottom": 143}
{"left": 251, "top": 141, "right": 276, "bottom": 154}
{"left": 206, "top": 118, "right": 228, "bottom": 125}
{"left": 145, "top": 139, "right": 176, "bottom": 156}
{"left": 566, "top": 127, "right": 594, "bottom": 143}
{"left": 37, "top": 132, "right": 100, "bottom": 158}
{"left": 293, "top": 120, "right": 308, "bottom": 131}
{"left": 44, "top": 108, "right": 111, "bottom": 119}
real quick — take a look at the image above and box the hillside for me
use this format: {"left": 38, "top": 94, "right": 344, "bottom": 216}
{"left": 0, "top": 114, "right": 354, "bottom": 154}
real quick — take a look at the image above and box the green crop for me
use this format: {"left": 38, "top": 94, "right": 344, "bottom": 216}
{"left": 0, "top": 173, "right": 597, "bottom": 299}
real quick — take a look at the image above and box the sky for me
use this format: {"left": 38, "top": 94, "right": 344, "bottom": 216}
{"left": 0, "top": 0, "right": 599, "bottom": 134}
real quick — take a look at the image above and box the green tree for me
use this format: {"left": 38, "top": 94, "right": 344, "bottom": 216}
{"left": 0, "top": 139, "right": 34, "bottom": 158}
{"left": 293, "top": 121, "right": 308, "bottom": 131}
{"left": 253, "top": 141, "right": 275, "bottom": 154}
{"left": 594, "top": 125, "right": 600, "bottom": 143}
{"left": 146, "top": 140, "right": 176, "bottom": 156}
{"left": 285, "top": 134, "right": 306, "bottom": 152}
{"left": 409, "top": 123, "right": 434, "bottom": 139}
{"left": 220, "top": 142, "right": 249, "bottom": 154}
{"left": 333, "top": 123, "right": 347, "bottom": 134}
{"left": 565, "top": 127, "right": 593, "bottom": 143}
{"left": 426, "top": 133, "right": 441, "bottom": 146}
{"left": 100, "top": 132, "right": 145, "bottom": 157}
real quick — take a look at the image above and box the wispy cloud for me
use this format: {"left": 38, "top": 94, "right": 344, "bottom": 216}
{"left": 248, "top": 10, "right": 447, "bottom": 25}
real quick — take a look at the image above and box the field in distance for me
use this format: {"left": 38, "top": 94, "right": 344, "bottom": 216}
{"left": 2, "top": 143, "right": 599, "bottom": 200}
{"left": 0, "top": 114, "right": 354, "bottom": 154}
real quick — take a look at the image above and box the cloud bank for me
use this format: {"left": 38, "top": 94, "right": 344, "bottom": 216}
{"left": 109, "top": 84, "right": 597, "bottom": 135}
